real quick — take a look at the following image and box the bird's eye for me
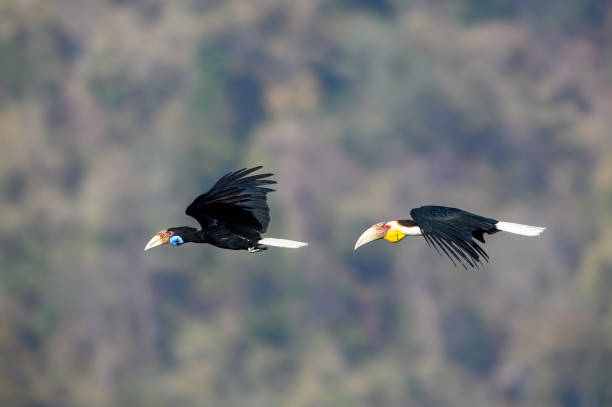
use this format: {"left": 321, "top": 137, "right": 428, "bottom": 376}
{"left": 169, "top": 236, "right": 184, "bottom": 246}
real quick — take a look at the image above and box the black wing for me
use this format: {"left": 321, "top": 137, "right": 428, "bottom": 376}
{"left": 186, "top": 166, "right": 276, "bottom": 234}
{"left": 410, "top": 206, "right": 498, "bottom": 269}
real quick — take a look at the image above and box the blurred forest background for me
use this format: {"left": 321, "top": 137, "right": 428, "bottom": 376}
{"left": 1, "top": 0, "right": 612, "bottom": 406}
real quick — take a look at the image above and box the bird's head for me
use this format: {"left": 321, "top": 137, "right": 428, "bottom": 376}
{"left": 354, "top": 221, "right": 407, "bottom": 250}
{"left": 144, "top": 227, "right": 196, "bottom": 251}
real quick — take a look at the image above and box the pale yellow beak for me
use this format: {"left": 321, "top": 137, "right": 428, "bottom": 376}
{"left": 354, "top": 222, "right": 387, "bottom": 250}
{"left": 144, "top": 230, "right": 170, "bottom": 251}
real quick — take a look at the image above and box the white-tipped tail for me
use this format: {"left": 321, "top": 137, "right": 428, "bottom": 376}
{"left": 258, "top": 238, "right": 309, "bottom": 249}
{"left": 496, "top": 221, "right": 546, "bottom": 236}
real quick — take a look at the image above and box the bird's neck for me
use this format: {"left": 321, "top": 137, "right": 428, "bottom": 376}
{"left": 389, "top": 220, "right": 422, "bottom": 236}
{"left": 173, "top": 227, "right": 206, "bottom": 243}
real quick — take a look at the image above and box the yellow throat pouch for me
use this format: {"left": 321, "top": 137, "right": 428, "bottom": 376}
{"left": 384, "top": 229, "right": 406, "bottom": 243}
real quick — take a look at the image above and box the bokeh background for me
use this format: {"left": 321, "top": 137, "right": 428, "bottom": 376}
{"left": 1, "top": 1, "right": 612, "bottom": 406}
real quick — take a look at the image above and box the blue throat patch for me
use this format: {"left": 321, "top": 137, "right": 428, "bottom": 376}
{"left": 169, "top": 235, "right": 184, "bottom": 246}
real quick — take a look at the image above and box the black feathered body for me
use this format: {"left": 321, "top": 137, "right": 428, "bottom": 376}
{"left": 171, "top": 167, "right": 276, "bottom": 251}
{"left": 167, "top": 225, "right": 262, "bottom": 250}
{"left": 200, "top": 222, "right": 265, "bottom": 250}
{"left": 410, "top": 206, "right": 500, "bottom": 268}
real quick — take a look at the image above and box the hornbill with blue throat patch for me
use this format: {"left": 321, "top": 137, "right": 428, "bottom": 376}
{"left": 354, "top": 206, "right": 545, "bottom": 269}
{"left": 144, "top": 166, "right": 308, "bottom": 252}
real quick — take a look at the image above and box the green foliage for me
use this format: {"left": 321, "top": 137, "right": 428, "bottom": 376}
{"left": 193, "top": 42, "right": 230, "bottom": 116}
{"left": 458, "top": 0, "right": 517, "bottom": 22}
{"left": 0, "top": 36, "right": 33, "bottom": 101}
{"left": 89, "top": 66, "right": 181, "bottom": 119}
{"left": 442, "top": 305, "right": 505, "bottom": 376}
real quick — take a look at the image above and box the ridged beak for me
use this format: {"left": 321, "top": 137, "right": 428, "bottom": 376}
{"left": 354, "top": 222, "right": 387, "bottom": 250}
{"left": 144, "top": 230, "right": 170, "bottom": 251}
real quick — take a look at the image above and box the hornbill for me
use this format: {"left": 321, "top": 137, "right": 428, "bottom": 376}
{"left": 144, "top": 166, "right": 308, "bottom": 252}
{"left": 354, "top": 206, "right": 545, "bottom": 268}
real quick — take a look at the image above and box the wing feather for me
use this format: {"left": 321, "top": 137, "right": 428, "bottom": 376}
{"left": 410, "top": 206, "right": 498, "bottom": 268}
{"left": 185, "top": 166, "right": 276, "bottom": 234}
{"left": 429, "top": 234, "right": 460, "bottom": 267}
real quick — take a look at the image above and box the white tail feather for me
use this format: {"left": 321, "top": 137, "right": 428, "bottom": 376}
{"left": 258, "top": 238, "right": 309, "bottom": 248}
{"left": 496, "top": 221, "right": 546, "bottom": 236}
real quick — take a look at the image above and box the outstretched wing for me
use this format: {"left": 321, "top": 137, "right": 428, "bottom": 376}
{"left": 186, "top": 166, "right": 276, "bottom": 234}
{"left": 410, "top": 206, "right": 498, "bottom": 269}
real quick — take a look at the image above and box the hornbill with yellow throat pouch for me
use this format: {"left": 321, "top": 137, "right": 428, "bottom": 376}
{"left": 144, "top": 166, "right": 308, "bottom": 252}
{"left": 354, "top": 206, "right": 545, "bottom": 269}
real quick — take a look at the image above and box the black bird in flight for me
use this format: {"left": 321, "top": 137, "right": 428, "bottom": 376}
{"left": 354, "top": 205, "right": 545, "bottom": 268}
{"left": 144, "top": 166, "right": 308, "bottom": 252}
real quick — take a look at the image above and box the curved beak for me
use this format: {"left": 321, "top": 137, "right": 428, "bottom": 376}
{"left": 354, "top": 223, "right": 387, "bottom": 250}
{"left": 144, "top": 230, "right": 170, "bottom": 251}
